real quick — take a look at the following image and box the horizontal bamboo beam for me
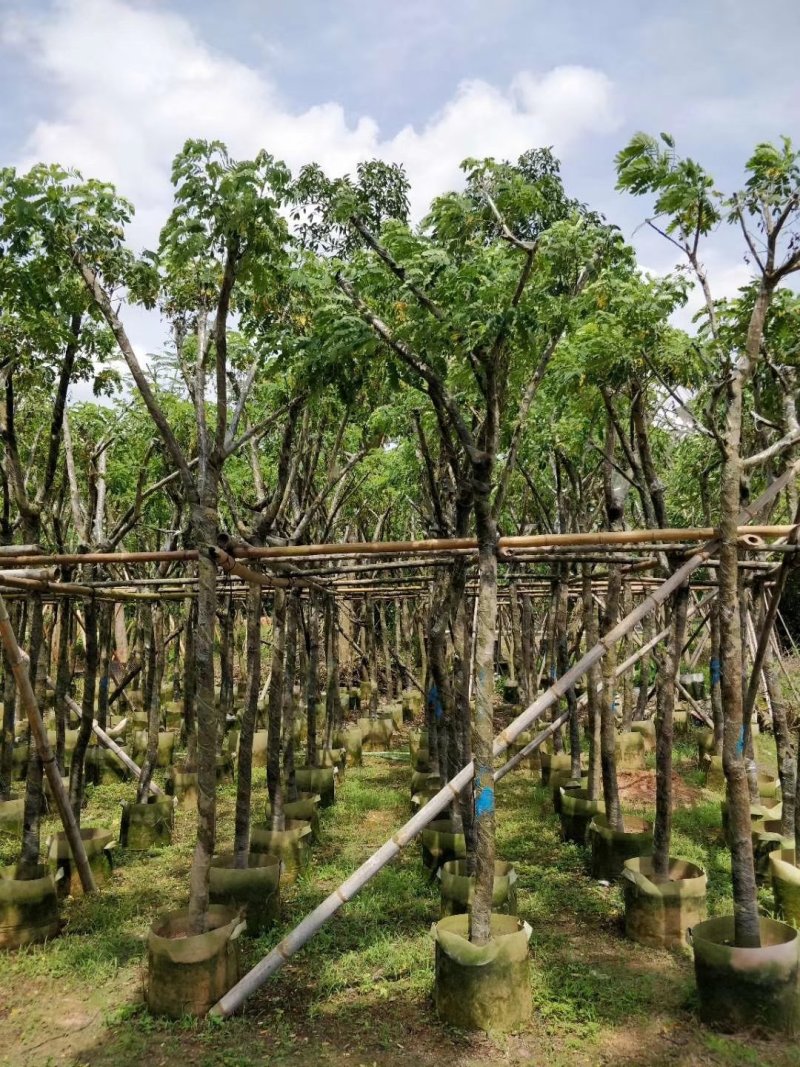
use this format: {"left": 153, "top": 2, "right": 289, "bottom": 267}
{"left": 0, "top": 524, "right": 795, "bottom": 572}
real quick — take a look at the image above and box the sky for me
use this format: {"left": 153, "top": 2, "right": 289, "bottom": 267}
{"left": 2, "top": 0, "right": 799, "bottom": 367}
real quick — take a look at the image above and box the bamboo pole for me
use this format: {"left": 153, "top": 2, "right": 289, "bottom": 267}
{"left": 211, "top": 466, "right": 797, "bottom": 1018}
{"left": 676, "top": 680, "right": 714, "bottom": 728}
{"left": 0, "top": 524, "right": 795, "bottom": 571}
{"left": 0, "top": 594, "right": 97, "bottom": 894}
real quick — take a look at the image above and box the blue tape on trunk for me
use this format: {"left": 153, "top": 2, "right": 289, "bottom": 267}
{"left": 475, "top": 784, "right": 495, "bottom": 817}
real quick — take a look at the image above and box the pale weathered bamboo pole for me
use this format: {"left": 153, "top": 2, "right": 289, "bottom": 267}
{"left": 0, "top": 594, "right": 97, "bottom": 893}
{"left": 676, "top": 680, "right": 714, "bottom": 728}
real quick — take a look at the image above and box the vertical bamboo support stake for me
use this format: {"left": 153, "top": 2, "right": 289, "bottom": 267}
{"left": 0, "top": 593, "right": 97, "bottom": 894}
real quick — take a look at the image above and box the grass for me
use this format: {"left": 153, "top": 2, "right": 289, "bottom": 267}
{"left": 0, "top": 722, "right": 798, "bottom": 1066}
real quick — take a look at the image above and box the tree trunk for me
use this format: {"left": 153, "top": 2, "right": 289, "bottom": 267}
{"left": 469, "top": 484, "right": 497, "bottom": 946}
{"left": 583, "top": 566, "right": 602, "bottom": 802}
{"left": 267, "top": 590, "right": 287, "bottom": 832}
{"left": 324, "top": 597, "right": 341, "bottom": 750}
{"left": 634, "top": 613, "right": 652, "bottom": 722}
{"left": 187, "top": 501, "right": 220, "bottom": 932}
{"left": 137, "top": 605, "right": 162, "bottom": 803}
{"left": 18, "top": 598, "right": 45, "bottom": 877}
{"left": 69, "top": 593, "right": 98, "bottom": 819}
{"left": 709, "top": 598, "right": 724, "bottom": 755}
{"left": 763, "top": 654, "right": 795, "bottom": 838}
{"left": 234, "top": 583, "right": 261, "bottom": 866}
{"left": 719, "top": 288, "right": 771, "bottom": 949}
{"left": 96, "top": 602, "right": 113, "bottom": 731}
{"left": 306, "top": 595, "right": 320, "bottom": 769}
{"left": 54, "top": 598, "right": 71, "bottom": 773}
{"left": 282, "top": 592, "right": 300, "bottom": 803}
{"left": 183, "top": 597, "right": 197, "bottom": 765}
{"left": 652, "top": 584, "right": 689, "bottom": 877}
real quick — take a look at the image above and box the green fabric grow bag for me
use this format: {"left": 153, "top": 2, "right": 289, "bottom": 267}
{"left": 438, "top": 860, "right": 518, "bottom": 918}
{"left": 690, "top": 914, "right": 799, "bottom": 1035}
{"left": 209, "top": 853, "right": 281, "bottom": 936}
{"left": 294, "top": 766, "right": 335, "bottom": 807}
{"left": 334, "top": 726, "right": 363, "bottom": 767}
{"left": 770, "top": 849, "right": 800, "bottom": 926}
{"left": 266, "top": 793, "right": 321, "bottom": 840}
{"left": 551, "top": 773, "right": 587, "bottom": 815}
{"left": 433, "top": 912, "right": 531, "bottom": 1032}
{"left": 540, "top": 751, "right": 571, "bottom": 787}
{"left": 47, "top": 826, "right": 114, "bottom": 899}
{"left": 630, "top": 720, "right": 657, "bottom": 753}
{"left": 147, "top": 905, "right": 244, "bottom": 1019}
{"left": 120, "top": 796, "right": 175, "bottom": 851}
{"left": 421, "top": 819, "right": 466, "bottom": 875}
{"left": 507, "top": 731, "right": 541, "bottom": 773}
{"left": 166, "top": 764, "right": 198, "bottom": 809}
{"left": 0, "top": 797, "right": 23, "bottom": 839}
{"left": 704, "top": 754, "right": 724, "bottom": 791}
{"left": 615, "top": 731, "right": 646, "bottom": 771}
{"left": 622, "top": 856, "right": 707, "bottom": 949}
{"left": 0, "top": 863, "right": 60, "bottom": 950}
{"left": 249, "top": 819, "right": 312, "bottom": 884}
{"left": 559, "top": 787, "right": 603, "bottom": 845}
{"left": 588, "top": 814, "right": 653, "bottom": 882}
{"left": 753, "top": 820, "right": 792, "bottom": 887}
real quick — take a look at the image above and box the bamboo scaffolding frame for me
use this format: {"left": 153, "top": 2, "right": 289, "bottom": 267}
{"left": 210, "top": 463, "right": 797, "bottom": 1017}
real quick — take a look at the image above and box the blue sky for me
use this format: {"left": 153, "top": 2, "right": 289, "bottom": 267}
{"left": 2, "top": 0, "right": 798, "bottom": 356}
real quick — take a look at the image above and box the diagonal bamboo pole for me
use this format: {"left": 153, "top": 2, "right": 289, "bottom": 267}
{"left": 0, "top": 594, "right": 97, "bottom": 893}
{"left": 211, "top": 465, "right": 799, "bottom": 1017}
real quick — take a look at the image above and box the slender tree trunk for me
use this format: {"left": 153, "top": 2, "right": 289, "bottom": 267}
{"left": 470, "top": 484, "right": 497, "bottom": 946}
{"left": 652, "top": 584, "right": 689, "bottom": 877}
{"left": 70, "top": 594, "right": 98, "bottom": 819}
{"left": 183, "top": 597, "right": 197, "bottom": 764}
{"left": 1, "top": 602, "right": 22, "bottom": 798}
{"left": 583, "top": 566, "right": 602, "bottom": 802}
{"left": 218, "top": 600, "right": 234, "bottom": 726}
{"left": 282, "top": 592, "right": 300, "bottom": 803}
{"left": 137, "top": 605, "right": 163, "bottom": 803}
{"left": 719, "top": 289, "right": 770, "bottom": 949}
{"left": 763, "top": 654, "right": 795, "bottom": 838}
{"left": 634, "top": 613, "right": 652, "bottom": 722}
{"left": 18, "top": 597, "right": 45, "bottom": 877}
{"left": 234, "top": 583, "right": 261, "bottom": 866}
{"left": 324, "top": 598, "right": 341, "bottom": 750}
{"left": 96, "top": 602, "right": 113, "bottom": 731}
{"left": 619, "top": 583, "right": 635, "bottom": 730}
{"left": 187, "top": 499, "right": 220, "bottom": 932}
{"left": 267, "top": 591, "right": 287, "bottom": 832}
{"left": 54, "top": 598, "right": 72, "bottom": 773}
{"left": 709, "top": 598, "right": 724, "bottom": 755}
{"left": 306, "top": 595, "right": 320, "bottom": 768}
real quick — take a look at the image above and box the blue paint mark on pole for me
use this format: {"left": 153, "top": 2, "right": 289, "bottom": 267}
{"left": 736, "top": 725, "right": 745, "bottom": 756}
{"left": 710, "top": 658, "right": 721, "bottom": 685}
{"left": 428, "top": 682, "right": 443, "bottom": 721}
{"left": 475, "top": 784, "right": 495, "bottom": 818}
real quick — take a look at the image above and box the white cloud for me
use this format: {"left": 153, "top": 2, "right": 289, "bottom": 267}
{"left": 3, "top": 0, "right": 621, "bottom": 245}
